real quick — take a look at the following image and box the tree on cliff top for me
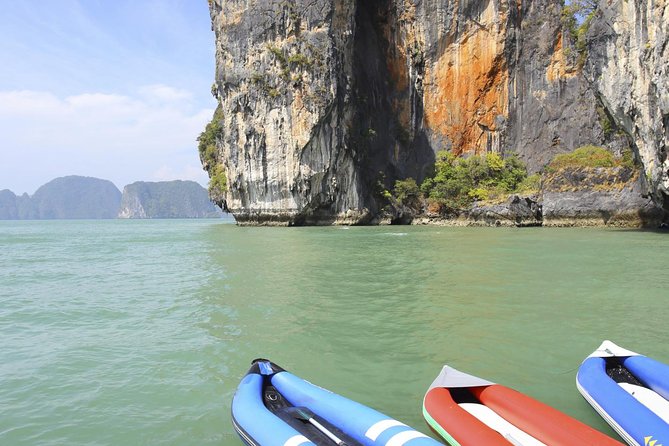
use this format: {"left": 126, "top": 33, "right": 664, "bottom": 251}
{"left": 562, "top": 0, "right": 598, "bottom": 65}
{"left": 563, "top": 0, "right": 597, "bottom": 21}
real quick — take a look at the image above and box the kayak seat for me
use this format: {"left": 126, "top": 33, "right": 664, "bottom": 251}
{"left": 269, "top": 401, "right": 360, "bottom": 446}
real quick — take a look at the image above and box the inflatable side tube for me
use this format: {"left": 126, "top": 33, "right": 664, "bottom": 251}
{"left": 423, "top": 387, "right": 512, "bottom": 446}
{"left": 578, "top": 357, "right": 669, "bottom": 446}
{"left": 624, "top": 356, "right": 669, "bottom": 402}
{"left": 472, "top": 384, "right": 622, "bottom": 446}
{"left": 232, "top": 373, "right": 316, "bottom": 446}
{"left": 272, "top": 371, "right": 440, "bottom": 446}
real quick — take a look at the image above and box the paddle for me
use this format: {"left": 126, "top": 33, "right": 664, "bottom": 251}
{"left": 286, "top": 407, "right": 349, "bottom": 446}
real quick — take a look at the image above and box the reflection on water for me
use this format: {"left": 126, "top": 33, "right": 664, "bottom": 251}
{"left": 1, "top": 220, "right": 668, "bottom": 444}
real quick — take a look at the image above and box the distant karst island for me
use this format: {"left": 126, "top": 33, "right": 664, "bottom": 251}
{"left": 118, "top": 180, "right": 224, "bottom": 219}
{"left": 0, "top": 176, "right": 225, "bottom": 220}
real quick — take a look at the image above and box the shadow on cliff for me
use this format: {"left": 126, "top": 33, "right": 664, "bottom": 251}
{"left": 351, "top": 0, "right": 436, "bottom": 216}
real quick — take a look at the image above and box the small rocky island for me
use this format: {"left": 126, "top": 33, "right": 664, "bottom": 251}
{"left": 202, "top": 0, "right": 669, "bottom": 227}
{"left": 118, "top": 180, "right": 223, "bottom": 219}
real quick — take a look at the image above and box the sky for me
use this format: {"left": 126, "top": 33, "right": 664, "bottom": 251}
{"left": 0, "top": 0, "right": 217, "bottom": 195}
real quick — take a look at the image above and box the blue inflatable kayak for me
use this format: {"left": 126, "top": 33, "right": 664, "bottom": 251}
{"left": 231, "top": 359, "right": 440, "bottom": 446}
{"left": 577, "top": 340, "right": 669, "bottom": 446}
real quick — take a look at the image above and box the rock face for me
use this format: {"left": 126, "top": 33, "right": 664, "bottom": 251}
{"left": 208, "top": 0, "right": 361, "bottom": 224}
{"left": 412, "top": 195, "right": 543, "bottom": 227}
{"left": 118, "top": 181, "right": 223, "bottom": 219}
{"left": 206, "top": 0, "right": 668, "bottom": 225}
{"left": 542, "top": 167, "right": 663, "bottom": 226}
{"left": 585, "top": 0, "right": 669, "bottom": 210}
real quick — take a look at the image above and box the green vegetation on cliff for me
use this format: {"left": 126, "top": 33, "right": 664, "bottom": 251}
{"left": 417, "top": 152, "right": 530, "bottom": 210}
{"left": 209, "top": 165, "right": 227, "bottom": 198}
{"left": 543, "top": 145, "right": 643, "bottom": 196}
{"left": 198, "top": 105, "right": 227, "bottom": 198}
{"left": 546, "top": 145, "right": 635, "bottom": 172}
{"left": 561, "top": 0, "right": 597, "bottom": 65}
{"left": 198, "top": 105, "right": 224, "bottom": 170}
{"left": 390, "top": 152, "right": 535, "bottom": 212}
{"left": 390, "top": 145, "right": 637, "bottom": 214}
{"left": 393, "top": 178, "right": 421, "bottom": 209}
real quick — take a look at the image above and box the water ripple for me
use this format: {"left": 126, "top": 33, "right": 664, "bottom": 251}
{"left": 1, "top": 222, "right": 668, "bottom": 444}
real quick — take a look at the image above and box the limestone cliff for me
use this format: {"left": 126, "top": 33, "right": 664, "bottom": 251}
{"left": 585, "top": 0, "right": 669, "bottom": 210}
{"left": 205, "top": 0, "right": 668, "bottom": 225}
{"left": 542, "top": 167, "right": 662, "bottom": 226}
{"left": 208, "top": 0, "right": 361, "bottom": 224}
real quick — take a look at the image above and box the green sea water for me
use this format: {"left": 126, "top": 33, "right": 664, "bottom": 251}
{"left": 1, "top": 219, "right": 668, "bottom": 445}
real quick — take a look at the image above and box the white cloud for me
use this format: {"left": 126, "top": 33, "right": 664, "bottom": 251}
{"left": 151, "top": 164, "right": 209, "bottom": 183}
{"left": 0, "top": 87, "right": 215, "bottom": 194}
{"left": 139, "top": 84, "right": 193, "bottom": 103}
{"left": 0, "top": 90, "right": 64, "bottom": 115}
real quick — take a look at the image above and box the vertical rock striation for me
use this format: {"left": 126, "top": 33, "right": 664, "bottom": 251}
{"left": 209, "top": 0, "right": 361, "bottom": 224}
{"left": 419, "top": 1, "right": 511, "bottom": 157}
{"left": 206, "top": 0, "right": 668, "bottom": 225}
{"left": 381, "top": 0, "right": 606, "bottom": 171}
{"left": 586, "top": 0, "right": 669, "bottom": 209}
{"left": 505, "top": 0, "right": 607, "bottom": 172}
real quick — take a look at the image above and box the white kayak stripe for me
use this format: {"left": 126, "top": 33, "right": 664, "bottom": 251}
{"left": 619, "top": 382, "right": 669, "bottom": 424}
{"left": 385, "top": 430, "right": 430, "bottom": 446}
{"left": 366, "top": 419, "right": 407, "bottom": 441}
{"left": 284, "top": 435, "right": 311, "bottom": 446}
{"left": 458, "top": 403, "right": 546, "bottom": 446}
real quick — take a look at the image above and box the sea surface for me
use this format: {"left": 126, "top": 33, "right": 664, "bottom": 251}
{"left": 1, "top": 219, "right": 668, "bottom": 445}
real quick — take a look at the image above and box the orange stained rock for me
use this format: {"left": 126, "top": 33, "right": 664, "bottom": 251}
{"left": 386, "top": 45, "right": 412, "bottom": 131}
{"left": 381, "top": 2, "right": 421, "bottom": 137}
{"left": 546, "top": 32, "right": 579, "bottom": 83}
{"left": 423, "top": 2, "right": 509, "bottom": 156}
{"left": 290, "top": 90, "right": 314, "bottom": 149}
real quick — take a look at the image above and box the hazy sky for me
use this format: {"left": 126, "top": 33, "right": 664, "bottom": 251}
{"left": 0, "top": 0, "right": 217, "bottom": 195}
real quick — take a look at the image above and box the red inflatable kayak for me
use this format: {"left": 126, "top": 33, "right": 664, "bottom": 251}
{"left": 423, "top": 365, "right": 622, "bottom": 446}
